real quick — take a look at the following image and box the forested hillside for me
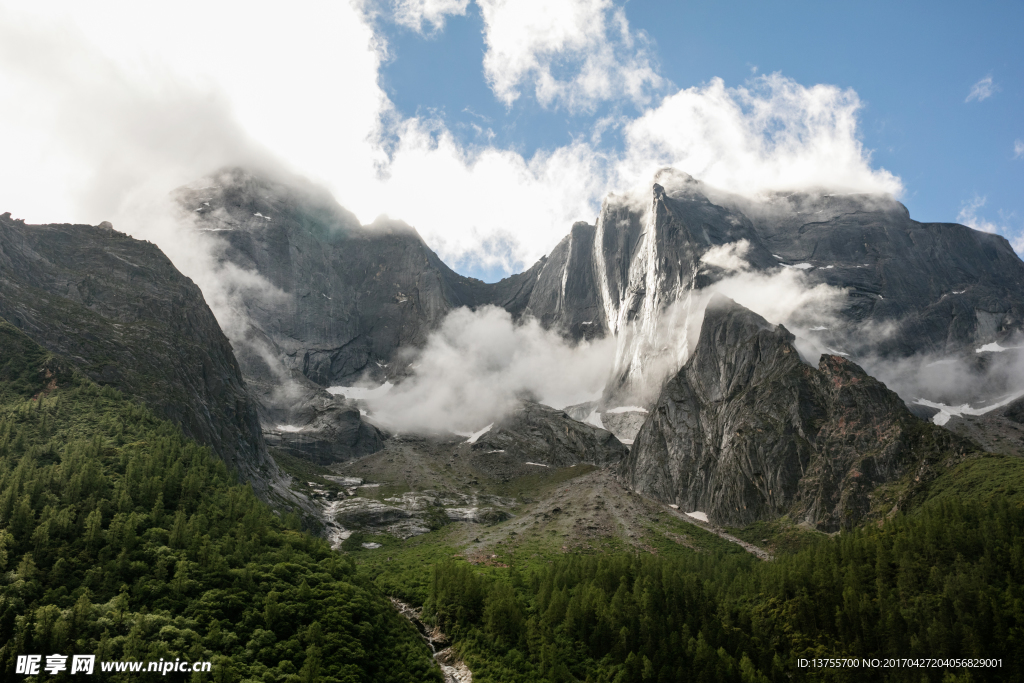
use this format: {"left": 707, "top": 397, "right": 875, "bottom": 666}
{"left": 421, "top": 483, "right": 1024, "bottom": 682}
{"left": 0, "top": 321, "right": 440, "bottom": 682}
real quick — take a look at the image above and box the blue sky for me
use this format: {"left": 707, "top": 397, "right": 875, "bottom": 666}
{"left": 0, "top": 0, "right": 1020, "bottom": 283}
{"left": 376, "top": 0, "right": 1023, "bottom": 279}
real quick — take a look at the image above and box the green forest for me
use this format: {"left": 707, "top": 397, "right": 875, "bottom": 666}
{"left": 421, "top": 495, "right": 1024, "bottom": 682}
{"left": 0, "top": 322, "right": 440, "bottom": 682}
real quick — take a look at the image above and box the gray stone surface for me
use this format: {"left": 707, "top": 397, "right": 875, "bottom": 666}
{"left": 0, "top": 212, "right": 291, "bottom": 502}
{"left": 471, "top": 400, "right": 627, "bottom": 468}
{"left": 622, "top": 294, "right": 975, "bottom": 531}
{"left": 178, "top": 168, "right": 541, "bottom": 389}
{"left": 515, "top": 170, "right": 1024, "bottom": 405}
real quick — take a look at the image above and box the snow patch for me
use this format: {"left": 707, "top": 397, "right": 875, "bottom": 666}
{"left": 772, "top": 254, "right": 783, "bottom": 259}
{"left": 619, "top": 438, "right": 634, "bottom": 445}
{"left": 915, "top": 391, "right": 1024, "bottom": 426}
{"left": 524, "top": 462, "right": 549, "bottom": 467}
{"left": 781, "top": 262, "right": 814, "bottom": 269}
{"left": 825, "top": 347, "right": 849, "bottom": 357}
{"left": 685, "top": 511, "right": 709, "bottom": 522}
{"left": 809, "top": 326, "right": 829, "bottom": 331}
{"left": 824, "top": 265, "right": 834, "bottom": 269}
{"left": 584, "top": 410, "right": 604, "bottom": 429}
{"left": 457, "top": 424, "right": 493, "bottom": 444}
{"left": 668, "top": 504, "right": 679, "bottom": 510}
{"left": 327, "top": 382, "right": 394, "bottom": 400}
{"left": 275, "top": 424, "right": 304, "bottom": 433}
{"left": 605, "top": 405, "right": 649, "bottom": 414}
{"left": 976, "top": 342, "right": 1010, "bottom": 353}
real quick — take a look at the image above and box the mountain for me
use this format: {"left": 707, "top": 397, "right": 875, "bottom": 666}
{"left": 469, "top": 400, "right": 627, "bottom": 469}
{"left": 190, "top": 168, "right": 1024, "bottom": 421}
{"left": 0, "top": 211, "right": 293, "bottom": 503}
{"left": 621, "top": 294, "right": 978, "bottom": 530}
{"left": 176, "top": 169, "right": 563, "bottom": 463}
{"left": 523, "top": 169, "right": 1024, "bottom": 405}
{"left": 177, "top": 169, "right": 542, "bottom": 387}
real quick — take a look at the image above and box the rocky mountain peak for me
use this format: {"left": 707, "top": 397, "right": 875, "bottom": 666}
{"left": 686, "top": 294, "right": 800, "bottom": 404}
{"left": 622, "top": 296, "right": 975, "bottom": 531}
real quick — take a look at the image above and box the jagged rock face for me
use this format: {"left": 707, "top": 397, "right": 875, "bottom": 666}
{"left": 518, "top": 221, "right": 608, "bottom": 341}
{"left": 471, "top": 401, "right": 627, "bottom": 468}
{"left": 622, "top": 295, "right": 971, "bottom": 531}
{"left": 261, "top": 380, "right": 385, "bottom": 465}
{"left": 178, "top": 169, "right": 541, "bottom": 388}
{"left": 0, "top": 213, "right": 284, "bottom": 499}
{"left": 520, "top": 170, "right": 1024, "bottom": 405}
{"left": 177, "top": 169, "right": 558, "bottom": 462}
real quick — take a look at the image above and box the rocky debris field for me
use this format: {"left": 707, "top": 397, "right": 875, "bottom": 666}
{"left": 288, "top": 426, "right": 775, "bottom": 561}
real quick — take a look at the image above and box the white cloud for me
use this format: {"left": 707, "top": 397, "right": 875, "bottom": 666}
{"left": 368, "top": 305, "right": 615, "bottom": 433}
{"left": 0, "top": 0, "right": 388, "bottom": 225}
{"left": 957, "top": 195, "right": 1002, "bottom": 234}
{"left": 476, "top": 0, "right": 664, "bottom": 112}
{"left": 1015, "top": 139, "right": 1024, "bottom": 159}
{"left": 616, "top": 74, "right": 903, "bottom": 198}
{"left": 392, "top": 0, "right": 469, "bottom": 33}
{"left": 966, "top": 75, "right": 996, "bottom": 102}
{"left": 0, "top": 1, "right": 904, "bottom": 280}
{"left": 699, "top": 239, "right": 751, "bottom": 273}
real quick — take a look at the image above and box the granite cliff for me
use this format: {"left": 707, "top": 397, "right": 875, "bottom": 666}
{"left": 0, "top": 212, "right": 296, "bottom": 503}
{"left": 621, "top": 294, "right": 976, "bottom": 530}
{"left": 520, "top": 170, "right": 1024, "bottom": 405}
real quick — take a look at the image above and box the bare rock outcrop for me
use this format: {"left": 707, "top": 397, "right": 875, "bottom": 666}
{"left": 622, "top": 294, "right": 975, "bottom": 531}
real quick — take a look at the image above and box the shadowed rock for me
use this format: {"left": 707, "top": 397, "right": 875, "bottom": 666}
{"left": 0, "top": 212, "right": 292, "bottom": 503}
{"left": 622, "top": 294, "right": 975, "bottom": 530}
{"left": 471, "top": 400, "right": 627, "bottom": 468}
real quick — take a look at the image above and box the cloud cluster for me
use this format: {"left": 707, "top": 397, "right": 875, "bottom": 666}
{"left": 616, "top": 75, "right": 903, "bottom": 198}
{"left": 366, "top": 306, "right": 615, "bottom": 433}
{"left": 863, "top": 344, "right": 1024, "bottom": 414}
{"left": 965, "top": 75, "right": 996, "bottom": 103}
{"left": 392, "top": 0, "right": 469, "bottom": 32}
{"left": 0, "top": 0, "right": 904, "bottom": 281}
{"left": 477, "top": 0, "right": 663, "bottom": 112}
{"left": 1015, "top": 139, "right": 1024, "bottom": 159}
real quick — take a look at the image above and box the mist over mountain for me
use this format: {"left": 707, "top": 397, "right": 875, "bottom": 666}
{"left": 5, "top": 161, "right": 1020, "bottom": 530}
{"left": 174, "top": 166, "right": 1024, "bottom": 437}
